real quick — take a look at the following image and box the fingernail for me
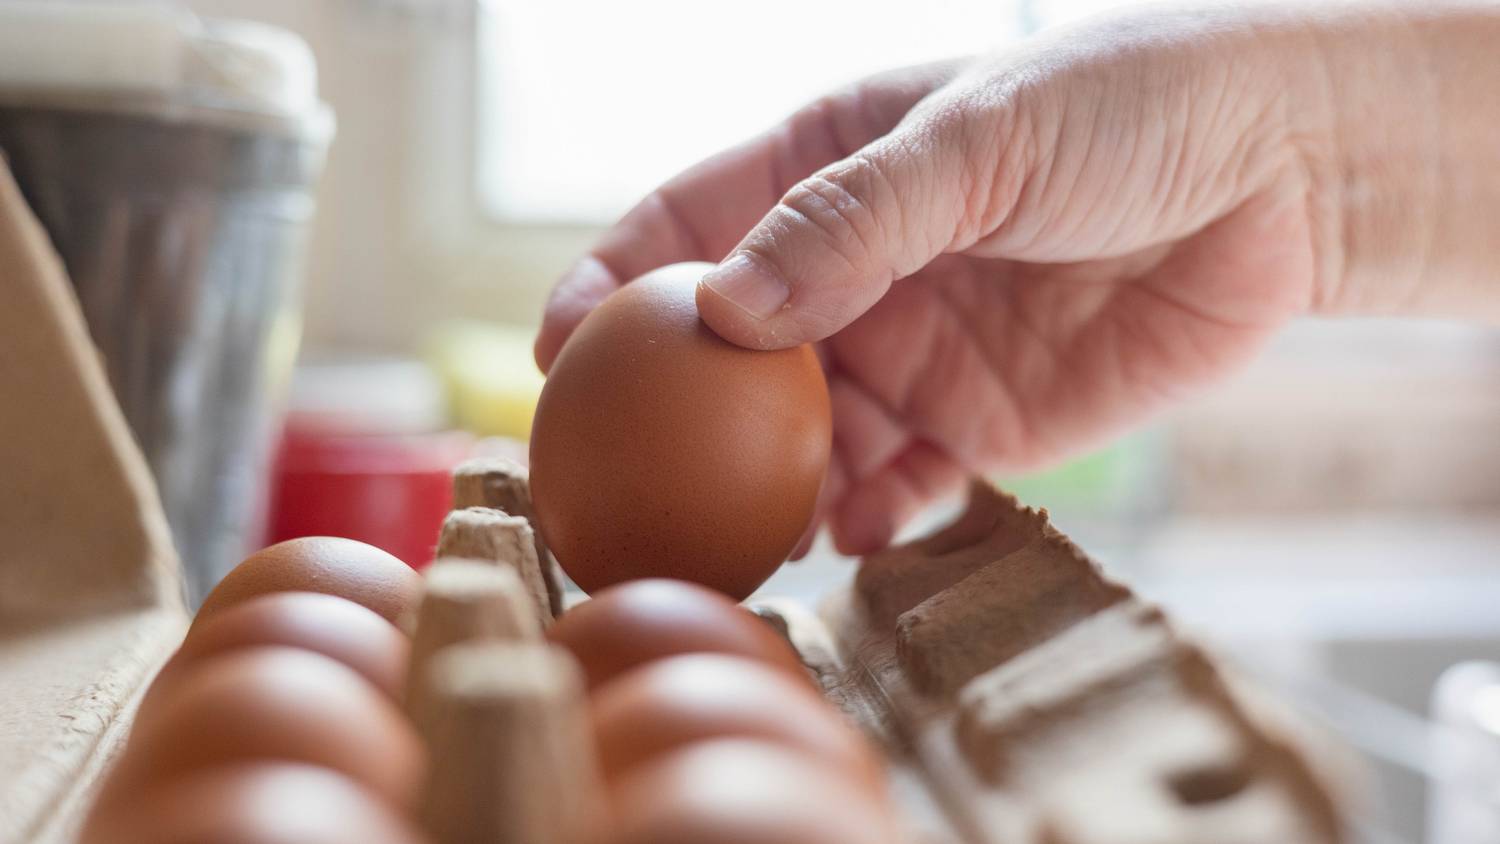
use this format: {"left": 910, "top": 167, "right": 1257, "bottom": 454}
{"left": 700, "top": 254, "right": 790, "bottom": 320}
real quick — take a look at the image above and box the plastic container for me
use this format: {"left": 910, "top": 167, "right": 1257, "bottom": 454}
{"left": 267, "top": 357, "right": 475, "bottom": 570}
{"left": 0, "top": 3, "right": 333, "bottom": 602}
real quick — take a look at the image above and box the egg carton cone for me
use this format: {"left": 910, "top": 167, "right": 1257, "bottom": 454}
{"left": 450, "top": 457, "right": 566, "bottom": 617}
{"left": 415, "top": 641, "right": 605, "bottom": 844}
{"left": 407, "top": 507, "right": 613, "bottom": 844}
{"left": 436, "top": 506, "right": 556, "bottom": 625}
{"left": 404, "top": 557, "right": 542, "bottom": 728}
{"left": 0, "top": 156, "right": 188, "bottom": 844}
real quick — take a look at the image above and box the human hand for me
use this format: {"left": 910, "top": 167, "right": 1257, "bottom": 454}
{"left": 535, "top": 3, "right": 1500, "bottom": 555}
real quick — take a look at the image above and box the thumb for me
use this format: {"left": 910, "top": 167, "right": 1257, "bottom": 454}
{"left": 695, "top": 117, "right": 976, "bottom": 350}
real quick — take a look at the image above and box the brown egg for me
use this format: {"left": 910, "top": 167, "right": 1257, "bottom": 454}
{"left": 106, "top": 647, "right": 424, "bottom": 810}
{"left": 607, "top": 739, "right": 895, "bottom": 844}
{"left": 80, "top": 762, "right": 426, "bottom": 844}
{"left": 529, "top": 262, "right": 831, "bottom": 600}
{"left": 546, "top": 579, "right": 808, "bottom": 690}
{"left": 195, "top": 537, "right": 421, "bottom": 629}
{"left": 591, "top": 654, "right": 883, "bottom": 790}
{"left": 143, "top": 593, "right": 409, "bottom": 714}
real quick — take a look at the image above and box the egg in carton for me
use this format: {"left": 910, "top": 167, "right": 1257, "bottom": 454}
{"left": 412, "top": 460, "right": 1357, "bottom": 844}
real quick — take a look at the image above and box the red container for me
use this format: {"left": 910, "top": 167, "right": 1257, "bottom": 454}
{"left": 267, "top": 422, "right": 475, "bottom": 570}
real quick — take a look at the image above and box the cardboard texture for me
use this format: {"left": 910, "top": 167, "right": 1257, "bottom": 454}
{"left": 450, "top": 457, "right": 566, "bottom": 617}
{"left": 0, "top": 156, "right": 187, "bottom": 844}
{"left": 404, "top": 557, "right": 541, "bottom": 728}
{"left": 755, "top": 482, "right": 1352, "bottom": 844}
{"left": 416, "top": 642, "right": 604, "bottom": 844}
{"left": 419, "top": 465, "right": 1354, "bottom": 844}
{"left": 436, "top": 507, "right": 554, "bottom": 626}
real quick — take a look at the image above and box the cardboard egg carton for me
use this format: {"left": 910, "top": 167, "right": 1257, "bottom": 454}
{"left": 425, "top": 459, "right": 1353, "bottom": 844}
{"left": 0, "top": 160, "right": 188, "bottom": 844}
{"left": 752, "top": 482, "right": 1353, "bottom": 844}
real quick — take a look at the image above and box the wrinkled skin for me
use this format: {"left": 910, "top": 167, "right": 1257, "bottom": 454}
{"left": 536, "top": 3, "right": 1500, "bottom": 555}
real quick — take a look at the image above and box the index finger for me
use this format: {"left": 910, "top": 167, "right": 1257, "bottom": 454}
{"left": 533, "top": 60, "right": 965, "bottom": 371}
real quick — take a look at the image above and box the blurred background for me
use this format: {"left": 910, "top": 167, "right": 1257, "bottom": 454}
{"left": 4, "top": 0, "right": 1500, "bottom": 841}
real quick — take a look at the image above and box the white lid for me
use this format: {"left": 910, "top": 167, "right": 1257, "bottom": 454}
{"left": 0, "top": 2, "right": 325, "bottom": 130}
{"left": 287, "top": 356, "right": 451, "bottom": 436}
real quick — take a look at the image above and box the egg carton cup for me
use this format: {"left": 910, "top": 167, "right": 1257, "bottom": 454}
{"left": 408, "top": 465, "right": 1361, "bottom": 840}
{"left": 0, "top": 145, "right": 1358, "bottom": 841}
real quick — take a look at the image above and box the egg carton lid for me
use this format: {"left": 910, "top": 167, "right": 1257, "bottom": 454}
{"left": 0, "top": 2, "right": 331, "bottom": 140}
{"left": 0, "top": 135, "right": 186, "bottom": 844}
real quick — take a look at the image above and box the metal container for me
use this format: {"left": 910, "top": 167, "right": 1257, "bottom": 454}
{"left": 0, "top": 3, "right": 332, "bottom": 602}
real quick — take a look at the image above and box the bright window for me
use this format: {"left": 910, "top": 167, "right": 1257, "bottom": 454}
{"left": 475, "top": 0, "right": 1146, "bottom": 223}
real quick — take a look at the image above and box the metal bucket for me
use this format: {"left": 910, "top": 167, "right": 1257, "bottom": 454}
{"left": 0, "top": 5, "right": 332, "bottom": 602}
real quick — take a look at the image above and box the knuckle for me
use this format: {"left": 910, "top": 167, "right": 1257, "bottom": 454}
{"left": 778, "top": 156, "right": 895, "bottom": 271}
{"left": 940, "top": 80, "right": 1044, "bottom": 244}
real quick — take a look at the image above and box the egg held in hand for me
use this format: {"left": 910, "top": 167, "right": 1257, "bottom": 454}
{"left": 530, "top": 262, "right": 831, "bottom": 600}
